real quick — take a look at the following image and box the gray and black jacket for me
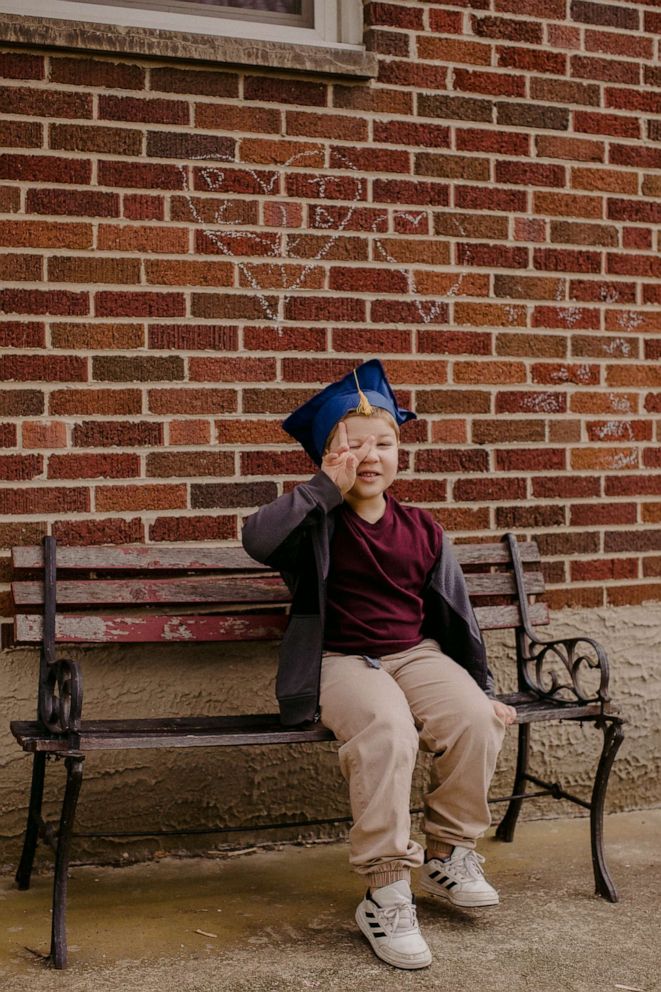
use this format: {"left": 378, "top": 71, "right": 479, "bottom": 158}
{"left": 241, "top": 471, "right": 493, "bottom": 726}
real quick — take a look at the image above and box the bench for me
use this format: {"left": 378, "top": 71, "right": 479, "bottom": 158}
{"left": 9, "top": 533, "right": 624, "bottom": 968}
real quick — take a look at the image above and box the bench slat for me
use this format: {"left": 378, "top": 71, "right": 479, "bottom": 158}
{"left": 15, "top": 612, "right": 288, "bottom": 644}
{"left": 473, "top": 601, "right": 549, "bottom": 629}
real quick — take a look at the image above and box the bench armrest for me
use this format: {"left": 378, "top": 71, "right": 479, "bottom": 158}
{"left": 519, "top": 632, "right": 610, "bottom": 707}
{"left": 39, "top": 657, "right": 83, "bottom": 734}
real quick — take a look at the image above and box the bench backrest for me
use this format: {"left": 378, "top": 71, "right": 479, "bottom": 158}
{"left": 10, "top": 535, "right": 548, "bottom": 649}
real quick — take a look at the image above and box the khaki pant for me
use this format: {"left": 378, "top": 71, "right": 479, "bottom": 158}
{"left": 319, "top": 639, "right": 506, "bottom": 889}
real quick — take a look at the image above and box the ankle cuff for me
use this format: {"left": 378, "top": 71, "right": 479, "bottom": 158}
{"left": 367, "top": 867, "right": 411, "bottom": 888}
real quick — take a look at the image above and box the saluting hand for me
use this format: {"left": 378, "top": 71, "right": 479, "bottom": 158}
{"left": 321, "top": 421, "right": 375, "bottom": 496}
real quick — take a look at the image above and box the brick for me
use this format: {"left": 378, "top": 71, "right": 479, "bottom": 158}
{"left": 453, "top": 477, "right": 527, "bottom": 501}
{"left": 145, "top": 259, "right": 233, "bottom": 287}
{"left": 0, "top": 220, "right": 92, "bottom": 250}
{"left": 0, "top": 119, "right": 42, "bottom": 148}
{"left": 333, "top": 86, "right": 412, "bottom": 116}
{"left": 586, "top": 420, "right": 650, "bottom": 442}
{"left": 0, "top": 289, "right": 88, "bottom": 317}
{"left": 416, "top": 38, "right": 491, "bottom": 66}
{"left": 417, "top": 390, "right": 490, "bottom": 415}
{"left": 150, "top": 66, "right": 238, "bottom": 97}
{"left": 415, "top": 273, "right": 489, "bottom": 297}
{"left": 53, "top": 518, "right": 145, "bottom": 546}
{"left": 455, "top": 360, "right": 525, "bottom": 384}
{"left": 570, "top": 391, "right": 638, "bottom": 415}
{"left": 148, "top": 388, "right": 237, "bottom": 415}
{"left": 607, "top": 365, "right": 661, "bottom": 388}
{"left": 0, "top": 486, "right": 89, "bottom": 515}
{"left": 0, "top": 320, "right": 45, "bottom": 348}
{"left": 0, "top": 52, "right": 44, "bottom": 80}
{"left": 286, "top": 111, "right": 368, "bottom": 142}
{"left": 96, "top": 484, "right": 187, "bottom": 512}
{"left": 389, "top": 480, "right": 448, "bottom": 504}
{"left": 393, "top": 212, "right": 430, "bottom": 235}
{"left": 434, "top": 212, "right": 509, "bottom": 240}
{"left": 331, "top": 328, "right": 412, "bottom": 354}
{"left": 329, "top": 145, "right": 410, "bottom": 175}
{"left": 242, "top": 388, "right": 315, "bottom": 415}
{"left": 536, "top": 134, "right": 604, "bottom": 163}
{"left": 241, "top": 450, "right": 312, "bottom": 476}
{"left": 381, "top": 360, "right": 448, "bottom": 385}
{"left": 371, "top": 239, "right": 450, "bottom": 266}
{"left": 242, "top": 139, "right": 325, "bottom": 169}
{"left": 571, "top": 447, "right": 639, "bottom": 470}
{"left": 48, "top": 453, "right": 140, "bottom": 480}
{"left": 49, "top": 256, "right": 140, "bottom": 284}
{"left": 457, "top": 243, "right": 528, "bottom": 269}
{"left": 0, "top": 183, "right": 23, "bottom": 211}
{"left": 494, "top": 275, "right": 567, "bottom": 300}
{"left": 550, "top": 221, "right": 617, "bottom": 247}
{"left": 585, "top": 29, "right": 653, "bottom": 58}
{"left": 432, "top": 420, "right": 468, "bottom": 445}
{"left": 191, "top": 482, "right": 277, "bottom": 509}
{"left": 622, "top": 226, "right": 653, "bottom": 249}
{"left": 149, "top": 515, "right": 236, "bottom": 543}
{"left": 428, "top": 7, "right": 469, "bottom": 30}
{"left": 193, "top": 165, "right": 279, "bottom": 197}
{"left": 570, "top": 279, "right": 636, "bottom": 303}
{"left": 497, "top": 447, "right": 566, "bottom": 472}
{"left": 455, "top": 128, "right": 529, "bottom": 156}
{"left": 534, "top": 191, "right": 603, "bottom": 219}
{"left": 574, "top": 334, "right": 639, "bottom": 359}
{"left": 244, "top": 76, "right": 327, "bottom": 106}
{"left": 195, "top": 103, "right": 280, "bottom": 133}
{"left": 610, "top": 144, "right": 661, "bottom": 170}
{"left": 453, "top": 68, "right": 526, "bottom": 98}
{"left": 370, "top": 300, "right": 449, "bottom": 326}
{"left": 574, "top": 110, "right": 640, "bottom": 139}
{"left": 0, "top": 390, "right": 44, "bottom": 416}
{"left": 532, "top": 475, "right": 600, "bottom": 498}
{"left": 167, "top": 420, "right": 210, "bottom": 446}
{"left": 571, "top": 1, "right": 639, "bottom": 29}
{"left": 50, "top": 56, "right": 145, "bottom": 89}
{"left": 605, "top": 88, "right": 661, "bottom": 115}
{"left": 0, "top": 255, "right": 42, "bottom": 282}
{"left": 532, "top": 362, "right": 599, "bottom": 385}
{"left": 123, "top": 194, "right": 165, "bottom": 221}
{"left": 189, "top": 357, "right": 276, "bottom": 382}
{"left": 49, "top": 123, "right": 143, "bottom": 156}
{"left": 571, "top": 557, "right": 638, "bottom": 582}
{"left": 366, "top": 1, "right": 423, "bottom": 28}
{"left": 418, "top": 94, "right": 492, "bottom": 124}
{"left": 496, "top": 505, "right": 566, "bottom": 528}
{"left": 284, "top": 297, "right": 365, "bottom": 323}
{"left": 605, "top": 530, "right": 661, "bottom": 553}
{"left": 513, "top": 218, "right": 546, "bottom": 243}
{"left": 607, "top": 254, "right": 661, "bottom": 279}
{"left": 455, "top": 186, "right": 527, "bottom": 212}
{"left": 49, "top": 388, "right": 142, "bottom": 416}
{"left": 496, "top": 46, "right": 566, "bottom": 74}
{"left": 72, "top": 421, "right": 163, "bottom": 448}
{"left": 605, "top": 475, "right": 661, "bottom": 497}
{"left": 148, "top": 324, "right": 237, "bottom": 351}
{"left": 99, "top": 95, "right": 189, "bottom": 125}
{"left": 364, "top": 28, "right": 411, "bottom": 58}
{"left": 605, "top": 310, "right": 657, "bottom": 334}
{"left": 373, "top": 120, "right": 450, "bottom": 148}
{"left": 533, "top": 248, "right": 602, "bottom": 273}
{"left": 532, "top": 306, "right": 600, "bottom": 330}
{"left": 608, "top": 198, "right": 661, "bottom": 224}
{"left": 95, "top": 292, "right": 186, "bottom": 318}
{"left": 245, "top": 326, "right": 326, "bottom": 352}
{"left": 378, "top": 59, "right": 447, "bottom": 90}
{"left": 172, "top": 196, "right": 257, "bottom": 227}
{"left": 146, "top": 131, "right": 235, "bottom": 161}
{"left": 237, "top": 263, "right": 323, "bottom": 291}
{"left": 535, "top": 532, "right": 601, "bottom": 557}
{"left": 571, "top": 55, "right": 640, "bottom": 85}
{"left": 192, "top": 293, "right": 279, "bottom": 321}
{"left": 546, "top": 588, "right": 604, "bottom": 610}
{"left": 531, "top": 78, "right": 600, "bottom": 107}
{"left": 307, "top": 206, "right": 387, "bottom": 233}
{"left": 146, "top": 451, "right": 233, "bottom": 478}
{"left": 0, "top": 153, "right": 91, "bottom": 184}
{"left": 328, "top": 267, "right": 408, "bottom": 294}
{"left": 496, "top": 103, "right": 570, "bottom": 130}
{"left": 262, "top": 202, "right": 303, "bottom": 228}
{"left": 496, "top": 391, "right": 567, "bottom": 414}
{"left": 26, "top": 188, "right": 120, "bottom": 218}
{"left": 0, "top": 422, "right": 17, "bottom": 446}
{"left": 497, "top": 333, "right": 566, "bottom": 358}
{"left": 98, "top": 223, "right": 189, "bottom": 254}
{"left": 52, "top": 323, "right": 144, "bottom": 350}
{"left": 419, "top": 329, "right": 492, "bottom": 354}
{"left": 0, "top": 85, "right": 92, "bottom": 119}
{"left": 415, "top": 449, "right": 488, "bottom": 473}
{"left": 280, "top": 358, "right": 355, "bottom": 384}
{"left": 471, "top": 14, "right": 543, "bottom": 42}
{"left": 0, "top": 454, "right": 42, "bottom": 480}
{"left": 473, "top": 419, "right": 545, "bottom": 444}
{"left": 286, "top": 173, "right": 367, "bottom": 201}
{"left": 642, "top": 505, "right": 661, "bottom": 525}
{"left": 98, "top": 160, "right": 186, "bottom": 190}
{"left": 415, "top": 153, "right": 489, "bottom": 181}
{"left": 93, "top": 355, "right": 184, "bottom": 382}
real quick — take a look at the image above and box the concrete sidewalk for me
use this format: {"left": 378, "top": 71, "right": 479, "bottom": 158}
{"left": 1, "top": 809, "right": 659, "bottom": 992}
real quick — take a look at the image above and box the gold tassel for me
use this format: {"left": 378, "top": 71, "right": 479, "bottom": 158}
{"left": 353, "top": 369, "right": 374, "bottom": 416}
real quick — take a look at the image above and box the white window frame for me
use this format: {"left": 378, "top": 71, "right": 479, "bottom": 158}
{"left": 0, "top": 0, "right": 364, "bottom": 48}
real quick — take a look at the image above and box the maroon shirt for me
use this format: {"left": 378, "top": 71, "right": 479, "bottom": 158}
{"left": 323, "top": 493, "right": 443, "bottom": 656}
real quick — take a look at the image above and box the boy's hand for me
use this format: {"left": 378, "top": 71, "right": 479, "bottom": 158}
{"left": 491, "top": 700, "right": 517, "bottom": 726}
{"left": 321, "top": 421, "right": 375, "bottom": 495}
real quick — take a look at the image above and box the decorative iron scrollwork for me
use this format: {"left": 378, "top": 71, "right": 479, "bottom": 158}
{"left": 519, "top": 633, "right": 610, "bottom": 706}
{"left": 38, "top": 658, "right": 83, "bottom": 734}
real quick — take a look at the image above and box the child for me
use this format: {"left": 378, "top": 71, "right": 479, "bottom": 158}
{"left": 242, "top": 359, "right": 516, "bottom": 970}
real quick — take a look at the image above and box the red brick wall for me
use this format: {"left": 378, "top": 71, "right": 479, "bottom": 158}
{"left": 1, "top": 0, "right": 660, "bottom": 613}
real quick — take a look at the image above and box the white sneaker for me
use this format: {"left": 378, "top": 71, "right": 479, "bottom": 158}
{"left": 419, "top": 846, "right": 499, "bottom": 908}
{"left": 355, "top": 880, "right": 432, "bottom": 970}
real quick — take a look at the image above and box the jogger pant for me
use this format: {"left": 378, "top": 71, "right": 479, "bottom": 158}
{"left": 319, "top": 638, "right": 506, "bottom": 889}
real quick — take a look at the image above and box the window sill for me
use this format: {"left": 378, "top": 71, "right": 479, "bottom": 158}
{"left": 0, "top": 13, "right": 378, "bottom": 78}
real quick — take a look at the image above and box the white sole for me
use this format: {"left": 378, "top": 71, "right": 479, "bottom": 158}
{"left": 355, "top": 904, "right": 432, "bottom": 970}
{"left": 419, "top": 877, "right": 500, "bottom": 908}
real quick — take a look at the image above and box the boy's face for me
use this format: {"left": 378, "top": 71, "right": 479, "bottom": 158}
{"left": 334, "top": 414, "right": 399, "bottom": 502}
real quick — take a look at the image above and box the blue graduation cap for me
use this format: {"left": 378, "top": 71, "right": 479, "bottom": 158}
{"left": 282, "top": 358, "right": 416, "bottom": 465}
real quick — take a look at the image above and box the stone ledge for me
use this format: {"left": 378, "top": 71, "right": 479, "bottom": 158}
{"left": 0, "top": 13, "right": 378, "bottom": 78}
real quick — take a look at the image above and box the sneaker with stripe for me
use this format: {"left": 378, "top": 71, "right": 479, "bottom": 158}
{"left": 355, "top": 881, "right": 432, "bottom": 970}
{"left": 419, "top": 846, "right": 499, "bottom": 908}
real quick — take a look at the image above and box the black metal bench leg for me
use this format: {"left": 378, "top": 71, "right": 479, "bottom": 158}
{"left": 591, "top": 717, "right": 624, "bottom": 903}
{"left": 495, "top": 722, "right": 530, "bottom": 842}
{"left": 15, "top": 752, "right": 47, "bottom": 890}
{"left": 49, "top": 755, "right": 84, "bottom": 970}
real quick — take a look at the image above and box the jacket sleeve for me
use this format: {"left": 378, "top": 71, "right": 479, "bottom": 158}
{"left": 241, "top": 470, "right": 343, "bottom": 572}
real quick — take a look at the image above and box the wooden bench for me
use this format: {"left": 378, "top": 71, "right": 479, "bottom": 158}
{"left": 9, "top": 534, "right": 624, "bottom": 968}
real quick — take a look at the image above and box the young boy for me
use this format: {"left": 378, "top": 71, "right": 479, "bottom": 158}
{"left": 242, "top": 359, "right": 516, "bottom": 970}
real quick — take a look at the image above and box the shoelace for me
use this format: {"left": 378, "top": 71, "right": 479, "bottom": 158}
{"left": 447, "top": 850, "right": 486, "bottom": 882}
{"left": 379, "top": 900, "right": 419, "bottom": 935}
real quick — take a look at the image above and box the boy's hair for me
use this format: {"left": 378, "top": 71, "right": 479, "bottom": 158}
{"left": 324, "top": 407, "right": 400, "bottom": 455}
